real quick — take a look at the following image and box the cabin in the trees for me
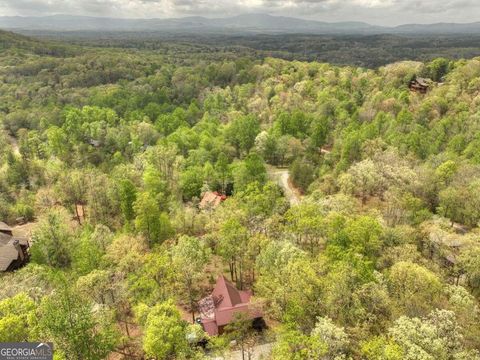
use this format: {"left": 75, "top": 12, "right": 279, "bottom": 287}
{"left": 198, "top": 276, "right": 263, "bottom": 336}
{"left": 0, "top": 222, "right": 29, "bottom": 272}
{"left": 409, "top": 77, "right": 432, "bottom": 94}
{"left": 199, "top": 191, "right": 226, "bottom": 210}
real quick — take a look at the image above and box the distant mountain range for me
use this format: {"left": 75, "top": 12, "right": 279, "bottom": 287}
{"left": 1, "top": 14, "right": 480, "bottom": 35}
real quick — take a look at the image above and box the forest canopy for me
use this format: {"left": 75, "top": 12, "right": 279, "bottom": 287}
{"left": 1, "top": 30, "right": 480, "bottom": 359}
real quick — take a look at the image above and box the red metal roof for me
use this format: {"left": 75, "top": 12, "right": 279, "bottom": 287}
{"left": 199, "top": 192, "right": 226, "bottom": 210}
{"left": 199, "top": 276, "right": 262, "bottom": 336}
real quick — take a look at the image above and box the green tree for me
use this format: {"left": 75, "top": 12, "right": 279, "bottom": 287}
{"left": 388, "top": 261, "right": 443, "bottom": 317}
{"left": 58, "top": 170, "right": 88, "bottom": 225}
{"left": 225, "top": 115, "right": 260, "bottom": 157}
{"left": 31, "top": 208, "right": 72, "bottom": 268}
{"left": 361, "top": 337, "right": 404, "bottom": 360}
{"left": 232, "top": 154, "right": 267, "bottom": 192}
{"left": 118, "top": 179, "right": 137, "bottom": 223}
{"left": 215, "top": 152, "right": 231, "bottom": 194}
{"left": 273, "top": 327, "right": 323, "bottom": 360}
{"left": 37, "top": 285, "right": 118, "bottom": 360}
{"left": 388, "top": 309, "right": 467, "bottom": 360}
{"left": 459, "top": 247, "right": 480, "bottom": 297}
{"left": 344, "top": 216, "right": 384, "bottom": 260}
{"left": 140, "top": 300, "right": 190, "bottom": 360}
{"left": 273, "top": 317, "right": 349, "bottom": 360}
{"left": 171, "top": 235, "right": 210, "bottom": 322}
{"left": 217, "top": 218, "right": 248, "bottom": 286}
{"left": 290, "top": 158, "right": 316, "bottom": 192}
{"left": 0, "top": 293, "right": 36, "bottom": 342}
{"left": 424, "top": 58, "right": 451, "bottom": 82}
{"left": 256, "top": 241, "right": 321, "bottom": 328}
{"left": 134, "top": 192, "right": 174, "bottom": 245}
{"left": 180, "top": 166, "right": 204, "bottom": 201}
{"left": 225, "top": 312, "right": 258, "bottom": 360}
{"left": 129, "top": 250, "right": 173, "bottom": 304}
{"left": 72, "top": 225, "right": 113, "bottom": 275}
{"left": 285, "top": 203, "right": 324, "bottom": 254}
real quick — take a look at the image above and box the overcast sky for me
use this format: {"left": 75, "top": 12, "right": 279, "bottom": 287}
{"left": 0, "top": 0, "right": 479, "bottom": 26}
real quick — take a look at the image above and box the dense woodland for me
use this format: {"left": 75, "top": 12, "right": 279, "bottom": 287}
{"left": 1, "top": 29, "right": 480, "bottom": 359}
{"left": 18, "top": 31, "right": 480, "bottom": 68}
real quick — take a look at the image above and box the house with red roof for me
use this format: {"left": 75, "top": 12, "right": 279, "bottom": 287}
{"left": 198, "top": 276, "right": 263, "bottom": 336}
{"left": 199, "top": 191, "right": 227, "bottom": 210}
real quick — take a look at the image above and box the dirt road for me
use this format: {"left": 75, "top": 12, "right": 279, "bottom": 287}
{"left": 266, "top": 166, "right": 301, "bottom": 206}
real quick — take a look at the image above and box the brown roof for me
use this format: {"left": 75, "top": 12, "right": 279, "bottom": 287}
{"left": 0, "top": 221, "right": 11, "bottom": 232}
{"left": 416, "top": 77, "right": 432, "bottom": 87}
{"left": 0, "top": 240, "right": 20, "bottom": 272}
{"left": 199, "top": 192, "right": 226, "bottom": 210}
{"left": 0, "top": 222, "right": 12, "bottom": 236}
{"left": 0, "top": 232, "right": 12, "bottom": 246}
{"left": 0, "top": 231, "right": 28, "bottom": 272}
{"left": 199, "top": 276, "right": 262, "bottom": 336}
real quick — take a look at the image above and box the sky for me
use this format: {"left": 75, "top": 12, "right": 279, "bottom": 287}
{"left": 0, "top": 0, "right": 479, "bottom": 26}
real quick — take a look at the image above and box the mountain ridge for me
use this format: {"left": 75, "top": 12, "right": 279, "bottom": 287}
{"left": 1, "top": 13, "right": 480, "bottom": 34}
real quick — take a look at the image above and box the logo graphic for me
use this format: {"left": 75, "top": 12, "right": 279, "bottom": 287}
{"left": 0, "top": 343, "right": 53, "bottom": 360}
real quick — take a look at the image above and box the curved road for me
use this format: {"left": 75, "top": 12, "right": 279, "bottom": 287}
{"left": 267, "top": 166, "right": 301, "bottom": 206}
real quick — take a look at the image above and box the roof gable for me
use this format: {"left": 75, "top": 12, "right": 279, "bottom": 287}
{"left": 212, "top": 276, "right": 244, "bottom": 309}
{"left": 199, "top": 276, "right": 262, "bottom": 335}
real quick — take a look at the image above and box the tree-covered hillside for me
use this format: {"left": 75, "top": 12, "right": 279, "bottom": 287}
{"left": 1, "top": 31, "right": 480, "bottom": 359}
{"left": 18, "top": 31, "right": 480, "bottom": 68}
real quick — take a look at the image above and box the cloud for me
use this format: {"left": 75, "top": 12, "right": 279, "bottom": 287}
{"left": 0, "top": 0, "right": 478, "bottom": 25}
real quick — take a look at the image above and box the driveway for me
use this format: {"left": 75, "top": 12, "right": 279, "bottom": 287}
{"left": 267, "top": 166, "right": 301, "bottom": 206}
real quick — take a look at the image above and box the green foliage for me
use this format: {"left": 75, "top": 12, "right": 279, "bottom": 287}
{"left": 0, "top": 293, "right": 36, "bottom": 342}
{"left": 423, "top": 58, "right": 452, "bottom": 82}
{"left": 71, "top": 225, "right": 112, "bottom": 275}
{"left": 459, "top": 247, "right": 480, "bottom": 297}
{"left": 290, "top": 158, "right": 316, "bottom": 192}
{"left": 180, "top": 166, "right": 204, "bottom": 200}
{"left": 171, "top": 236, "right": 210, "bottom": 322}
{"left": 3, "top": 33, "right": 480, "bottom": 359}
{"left": 361, "top": 337, "right": 404, "bottom": 360}
{"left": 438, "top": 180, "right": 480, "bottom": 227}
{"left": 388, "top": 309, "right": 466, "bottom": 360}
{"left": 37, "top": 285, "right": 119, "bottom": 360}
{"left": 141, "top": 300, "right": 190, "bottom": 359}
{"left": 388, "top": 261, "right": 443, "bottom": 317}
{"left": 225, "top": 115, "right": 260, "bottom": 156}
{"left": 232, "top": 153, "right": 267, "bottom": 192}
{"left": 273, "top": 317, "right": 349, "bottom": 359}
{"left": 30, "top": 208, "right": 73, "bottom": 268}
{"left": 118, "top": 179, "right": 137, "bottom": 223}
{"left": 134, "top": 192, "right": 174, "bottom": 245}
{"left": 274, "top": 111, "right": 312, "bottom": 139}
